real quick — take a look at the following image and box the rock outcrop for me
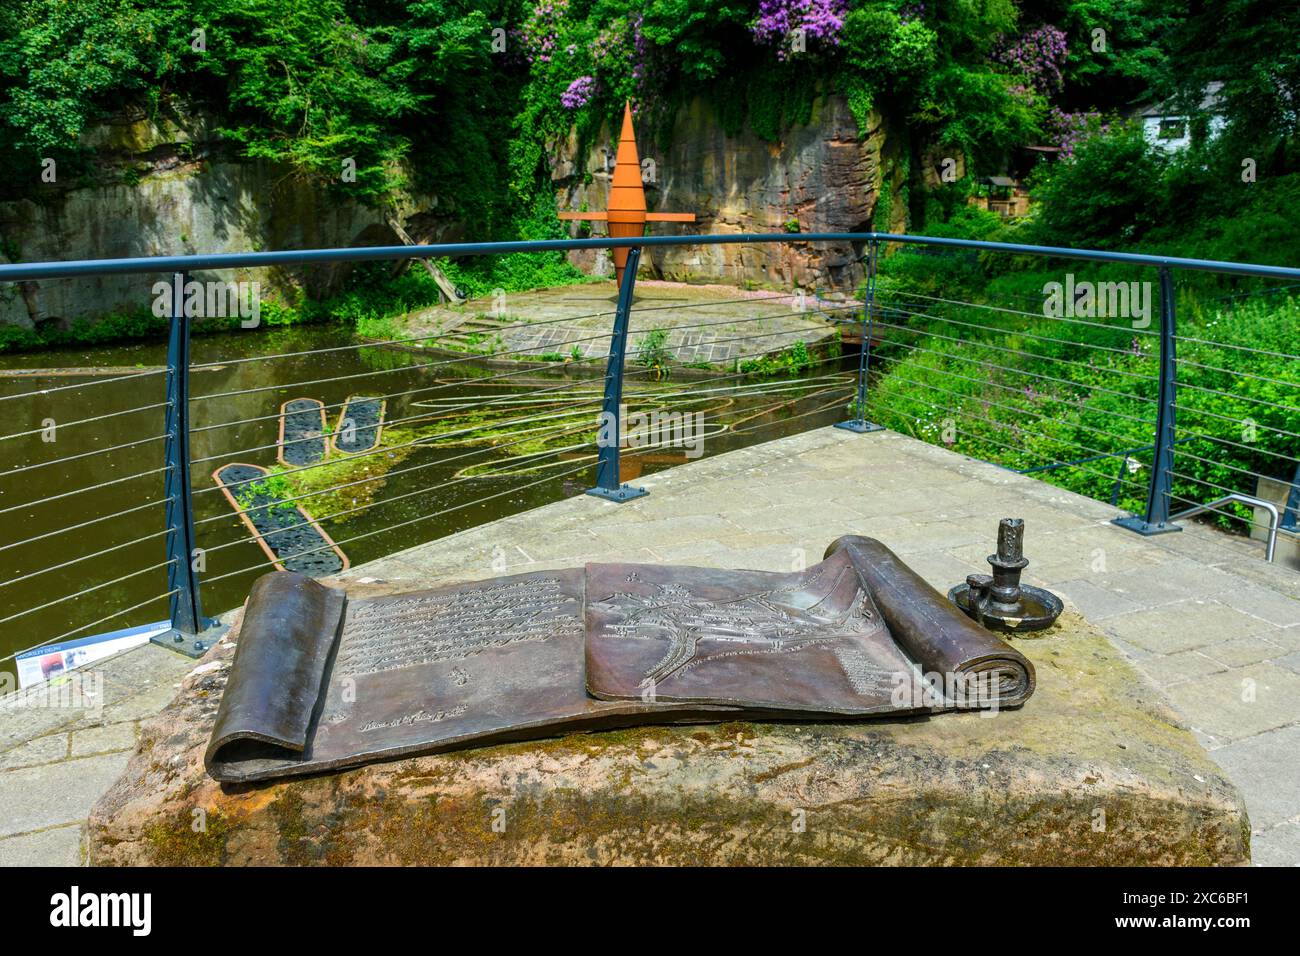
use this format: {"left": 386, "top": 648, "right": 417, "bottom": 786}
{"left": 86, "top": 591, "right": 1248, "bottom": 866}
{"left": 554, "top": 95, "right": 896, "bottom": 293}
{"left": 0, "top": 108, "right": 445, "bottom": 331}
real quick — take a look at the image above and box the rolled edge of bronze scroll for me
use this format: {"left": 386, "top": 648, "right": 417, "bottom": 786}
{"left": 204, "top": 571, "right": 346, "bottom": 780}
{"left": 825, "top": 535, "right": 1036, "bottom": 709}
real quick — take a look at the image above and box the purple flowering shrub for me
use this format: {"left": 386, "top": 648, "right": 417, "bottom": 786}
{"left": 993, "top": 25, "right": 1068, "bottom": 95}
{"left": 1046, "top": 108, "right": 1111, "bottom": 157}
{"left": 521, "top": 0, "right": 568, "bottom": 65}
{"left": 560, "top": 75, "right": 596, "bottom": 109}
{"left": 751, "top": 0, "right": 847, "bottom": 60}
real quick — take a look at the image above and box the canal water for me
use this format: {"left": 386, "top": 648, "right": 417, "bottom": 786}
{"left": 0, "top": 323, "right": 854, "bottom": 680}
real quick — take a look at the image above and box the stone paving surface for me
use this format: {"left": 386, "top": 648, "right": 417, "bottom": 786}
{"left": 5, "top": 426, "right": 1297, "bottom": 864}
{"left": 0, "top": 645, "right": 192, "bottom": 866}
{"left": 400, "top": 280, "right": 846, "bottom": 364}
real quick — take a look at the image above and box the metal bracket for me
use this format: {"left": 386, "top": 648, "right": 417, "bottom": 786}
{"left": 1111, "top": 513, "right": 1182, "bottom": 536}
{"left": 151, "top": 619, "right": 231, "bottom": 658}
{"left": 834, "top": 420, "right": 885, "bottom": 434}
{"left": 585, "top": 484, "right": 648, "bottom": 503}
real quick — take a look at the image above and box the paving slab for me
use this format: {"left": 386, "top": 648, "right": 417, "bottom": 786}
{"left": 1206, "top": 723, "right": 1300, "bottom": 830}
{"left": 1164, "top": 663, "right": 1300, "bottom": 745}
{"left": 0, "top": 752, "right": 131, "bottom": 838}
{"left": 0, "top": 825, "right": 83, "bottom": 867}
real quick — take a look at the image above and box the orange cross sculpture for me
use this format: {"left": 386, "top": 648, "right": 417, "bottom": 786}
{"left": 558, "top": 102, "right": 696, "bottom": 286}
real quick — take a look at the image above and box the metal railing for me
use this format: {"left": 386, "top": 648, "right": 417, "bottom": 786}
{"left": 1, "top": 230, "right": 1298, "bottom": 674}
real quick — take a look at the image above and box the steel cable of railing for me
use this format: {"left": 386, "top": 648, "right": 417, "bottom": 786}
{"left": 0, "top": 400, "right": 170, "bottom": 443}
{"left": 1174, "top": 355, "right": 1300, "bottom": 390}
{"left": 866, "top": 391, "right": 1143, "bottom": 489}
{"left": 189, "top": 344, "right": 608, "bottom": 436}
{"left": 188, "top": 307, "right": 622, "bottom": 371}
{"left": 200, "top": 367, "right": 851, "bottom": 540}
{"left": 881, "top": 287, "right": 1162, "bottom": 337}
{"left": 868, "top": 334, "right": 1158, "bottom": 428}
{"left": 1175, "top": 379, "right": 1300, "bottom": 416}
{"left": 188, "top": 323, "right": 847, "bottom": 470}
{"left": 1211, "top": 282, "right": 1300, "bottom": 303}
{"left": 873, "top": 297, "right": 1159, "bottom": 360}
{"left": 1178, "top": 429, "right": 1300, "bottom": 466}
{"left": 1167, "top": 467, "right": 1292, "bottom": 511}
{"left": 186, "top": 306, "right": 856, "bottom": 437}
{"left": 414, "top": 370, "right": 850, "bottom": 410}
{"left": 870, "top": 320, "right": 1161, "bottom": 408}
{"left": 1172, "top": 403, "right": 1300, "bottom": 443}
{"left": 726, "top": 392, "right": 857, "bottom": 439}
{"left": 0, "top": 432, "right": 171, "bottom": 481}
{"left": 204, "top": 438, "right": 599, "bottom": 557}
{"left": 870, "top": 356, "right": 1150, "bottom": 459}
{"left": 0, "top": 366, "right": 168, "bottom": 404}
{"left": 191, "top": 375, "right": 611, "bottom": 479}
{"left": 0, "top": 557, "right": 178, "bottom": 627}
{"left": 195, "top": 415, "right": 604, "bottom": 544}
{"left": 1174, "top": 446, "right": 1300, "bottom": 494}
{"left": 0, "top": 463, "right": 171, "bottom": 518}
{"left": 870, "top": 302, "right": 1162, "bottom": 386}
{"left": 0, "top": 527, "right": 172, "bottom": 591}
{"left": 869, "top": 345, "right": 1156, "bottom": 435}
{"left": 0, "top": 498, "right": 169, "bottom": 556}
{"left": 201, "top": 459, "right": 596, "bottom": 587}
{"left": 1172, "top": 335, "right": 1300, "bottom": 361}
{"left": 0, "top": 589, "right": 180, "bottom": 665}
{"left": 184, "top": 289, "right": 821, "bottom": 376}
{"left": 188, "top": 304, "right": 859, "bottom": 407}
{"left": 191, "top": 327, "right": 621, "bottom": 403}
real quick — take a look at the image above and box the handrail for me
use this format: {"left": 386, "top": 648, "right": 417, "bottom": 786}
{"left": 1170, "top": 494, "right": 1280, "bottom": 563}
{"left": 3, "top": 231, "right": 1300, "bottom": 282}
{"left": 2, "top": 228, "right": 1298, "bottom": 671}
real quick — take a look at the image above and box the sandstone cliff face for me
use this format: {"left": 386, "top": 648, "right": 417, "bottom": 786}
{"left": 553, "top": 94, "right": 898, "bottom": 293}
{"left": 2, "top": 94, "right": 900, "bottom": 330}
{"left": 0, "top": 111, "right": 445, "bottom": 330}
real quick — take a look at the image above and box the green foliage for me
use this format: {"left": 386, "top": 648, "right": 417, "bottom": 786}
{"left": 634, "top": 327, "right": 674, "bottom": 373}
{"left": 1028, "top": 122, "right": 1166, "bottom": 247}
{"left": 739, "top": 339, "right": 812, "bottom": 378}
{"left": 867, "top": 263, "right": 1300, "bottom": 533}
{"left": 236, "top": 469, "right": 298, "bottom": 514}
{"left": 0, "top": 0, "right": 174, "bottom": 178}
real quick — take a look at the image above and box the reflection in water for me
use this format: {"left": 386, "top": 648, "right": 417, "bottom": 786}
{"left": 0, "top": 324, "right": 855, "bottom": 679}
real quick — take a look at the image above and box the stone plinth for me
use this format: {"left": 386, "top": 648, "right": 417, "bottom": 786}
{"left": 87, "top": 593, "right": 1248, "bottom": 866}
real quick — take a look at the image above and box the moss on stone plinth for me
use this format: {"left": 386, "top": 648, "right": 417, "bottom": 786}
{"left": 87, "top": 603, "right": 1248, "bottom": 866}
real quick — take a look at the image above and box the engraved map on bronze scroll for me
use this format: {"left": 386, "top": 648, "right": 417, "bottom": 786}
{"left": 206, "top": 569, "right": 738, "bottom": 783}
{"left": 205, "top": 537, "right": 1036, "bottom": 783}
{"left": 585, "top": 548, "right": 928, "bottom": 714}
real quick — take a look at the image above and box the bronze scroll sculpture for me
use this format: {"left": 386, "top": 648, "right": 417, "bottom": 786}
{"left": 205, "top": 536, "right": 1035, "bottom": 783}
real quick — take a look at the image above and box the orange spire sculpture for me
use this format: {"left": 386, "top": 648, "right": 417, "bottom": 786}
{"left": 558, "top": 102, "right": 696, "bottom": 286}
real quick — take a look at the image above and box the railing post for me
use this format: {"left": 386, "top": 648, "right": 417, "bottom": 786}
{"left": 155, "top": 272, "right": 223, "bottom": 655}
{"left": 587, "top": 246, "right": 648, "bottom": 502}
{"left": 1114, "top": 266, "right": 1181, "bottom": 535}
{"left": 836, "top": 238, "right": 884, "bottom": 433}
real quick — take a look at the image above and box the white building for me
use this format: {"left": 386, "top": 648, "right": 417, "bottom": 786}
{"left": 1137, "top": 81, "right": 1227, "bottom": 152}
